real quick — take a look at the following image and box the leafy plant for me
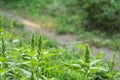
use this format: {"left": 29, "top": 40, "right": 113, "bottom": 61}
{"left": 62, "top": 44, "right": 115, "bottom": 80}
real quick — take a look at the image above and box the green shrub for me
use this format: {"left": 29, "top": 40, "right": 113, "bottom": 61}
{"left": 80, "top": 0, "right": 120, "bottom": 32}
{"left": 56, "top": 25, "right": 75, "bottom": 34}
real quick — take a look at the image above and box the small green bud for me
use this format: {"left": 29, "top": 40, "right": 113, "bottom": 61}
{"left": 37, "top": 34, "right": 42, "bottom": 55}
{"left": 31, "top": 33, "right": 35, "bottom": 50}
{"left": 19, "top": 39, "right": 22, "bottom": 48}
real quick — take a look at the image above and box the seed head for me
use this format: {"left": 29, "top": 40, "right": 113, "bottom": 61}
{"left": 85, "top": 44, "right": 90, "bottom": 63}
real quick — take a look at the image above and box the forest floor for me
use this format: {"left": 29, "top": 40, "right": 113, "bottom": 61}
{"left": 0, "top": 10, "right": 120, "bottom": 69}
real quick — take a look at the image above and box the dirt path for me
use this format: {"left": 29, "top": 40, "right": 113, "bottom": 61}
{"left": 0, "top": 10, "right": 120, "bottom": 69}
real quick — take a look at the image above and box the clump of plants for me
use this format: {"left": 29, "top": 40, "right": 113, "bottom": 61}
{"left": 62, "top": 44, "right": 120, "bottom": 80}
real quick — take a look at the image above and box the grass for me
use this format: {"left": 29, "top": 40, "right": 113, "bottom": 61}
{"left": 0, "top": 0, "right": 120, "bottom": 51}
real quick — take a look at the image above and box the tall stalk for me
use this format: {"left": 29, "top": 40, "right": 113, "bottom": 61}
{"left": 2, "top": 38, "right": 6, "bottom": 57}
{"left": 1, "top": 37, "right": 6, "bottom": 80}
{"left": 30, "top": 33, "right": 35, "bottom": 80}
{"left": 84, "top": 44, "right": 90, "bottom": 80}
{"left": 110, "top": 53, "right": 116, "bottom": 80}
{"left": 37, "top": 34, "right": 42, "bottom": 79}
{"left": 31, "top": 33, "right": 35, "bottom": 50}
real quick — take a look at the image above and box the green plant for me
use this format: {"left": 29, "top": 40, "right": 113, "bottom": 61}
{"left": 62, "top": 44, "right": 110, "bottom": 80}
{"left": 0, "top": 28, "right": 58, "bottom": 79}
{"left": 56, "top": 25, "right": 75, "bottom": 34}
{"left": 105, "top": 53, "right": 120, "bottom": 80}
{"left": 80, "top": 0, "right": 120, "bottom": 32}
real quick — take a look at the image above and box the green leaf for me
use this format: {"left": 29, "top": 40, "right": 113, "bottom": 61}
{"left": 79, "top": 44, "right": 86, "bottom": 52}
{"left": 42, "top": 75, "right": 48, "bottom": 80}
{"left": 114, "top": 72, "right": 120, "bottom": 78}
{"left": 62, "top": 62, "right": 81, "bottom": 69}
{"left": 17, "top": 61, "right": 30, "bottom": 65}
{"left": 78, "top": 59, "right": 84, "bottom": 63}
{"left": 0, "top": 57, "right": 6, "bottom": 63}
{"left": 90, "top": 67, "right": 108, "bottom": 73}
{"left": 105, "top": 73, "right": 113, "bottom": 79}
{"left": 96, "top": 53, "right": 104, "bottom": 59}
{"left": 43, "top": 53, "right": 56, "bottom": 59}
{"left": 45, "top": 66, "right": 58, "bottom": 72}
{"left": 30, "top": 59, "right": 38, "bottom": 66}
{"left": 19, "top": 68, "right": 31, "bottom": 77}
{"left": 90, "top": 59, "right": 102, "bottom": 66}
{"left": 0, "top": 68, "right": 12, "bottom": 76}
{"left": 78, "top": 59, "right": 89, "bottom": 67}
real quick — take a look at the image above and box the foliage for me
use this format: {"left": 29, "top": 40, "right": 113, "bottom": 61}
{"left": 1, "top": 0, "right": 120, "bottom": 50}
{"left": 0, "top": 14, "right": 120, "bottom": 80}
{"left": 0, "top": 0, "right": 82, "bottom": 34}
{"left": 79, "top": 0, "right": 120, "bottom": 32}
{"left": 1, "top": 0, "right": 120, "bottom": 33}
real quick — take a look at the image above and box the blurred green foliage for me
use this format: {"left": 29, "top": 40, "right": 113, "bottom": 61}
{"left": 79, "top": 0, "right": 120, "bottom": 32}
{"left": 0, "top": 0, "right": 120, "bottom": 50}
{"left": 1, "top": 0, "right": 120, "bottom": 33}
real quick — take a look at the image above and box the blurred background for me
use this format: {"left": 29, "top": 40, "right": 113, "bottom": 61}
{"left": 0, "top": 0, "right": 120, "bottom": 50}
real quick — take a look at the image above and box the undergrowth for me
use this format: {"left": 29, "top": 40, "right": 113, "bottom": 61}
{"left": 0, "top": 14, "right": 120, "bottom": 80}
